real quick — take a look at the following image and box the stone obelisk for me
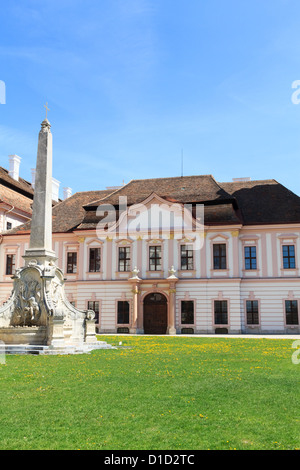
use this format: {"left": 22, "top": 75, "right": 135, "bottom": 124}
{"left": 0, "top": 111, "right": 103, "bottom": 352}
{"left": 23, "top": 117, "right": 57, "bottom": 265}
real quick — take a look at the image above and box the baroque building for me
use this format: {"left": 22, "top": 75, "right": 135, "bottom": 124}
{"left": 1, "top": 174, "right": 300, "bottom": 335}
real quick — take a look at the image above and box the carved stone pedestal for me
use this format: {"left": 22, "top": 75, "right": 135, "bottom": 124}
{"left": 0, "top": 260, "right": 97, "bottom": 349}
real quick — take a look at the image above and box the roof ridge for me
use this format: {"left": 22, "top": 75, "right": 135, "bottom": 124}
{"left": 219, "top": 179, "right": 277, "bottom": 184}
{"left": 83, "top": 175, "right": 221, "bottom": 208}
{"left": 53, "top": 189, "right": 113, "bottom": 211}
{"left": 209, "top": 174, "right": 233, "bottom": 194}
{"left": 128, "top": 174, "right": 214, "bottom": 183}
{"left": 83, "top": 180, "right": 135, "bottom": 207}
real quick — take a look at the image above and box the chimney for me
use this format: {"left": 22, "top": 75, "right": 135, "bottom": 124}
{"left": 52, "top": 177, "right": 60, "bottom": 202}
{"left": 32, "top": 170, "right": 61, "bottom": 201}
{"left": 8, "top": 155, "right": 21, "bottom": 181}
{"left": 63, "top": 187, "right": 72, "bottom": 200}
{"left": 31, "top": 168, "right": 36, "bottom": 189}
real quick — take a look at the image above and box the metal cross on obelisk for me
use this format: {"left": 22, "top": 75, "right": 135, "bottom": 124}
{"left": 44, "top": 102, "right": 50, "bottom": 119}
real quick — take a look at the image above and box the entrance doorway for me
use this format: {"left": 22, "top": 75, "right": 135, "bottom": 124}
{"left": 143, "top": 292, "right": 168, "bottom": 334}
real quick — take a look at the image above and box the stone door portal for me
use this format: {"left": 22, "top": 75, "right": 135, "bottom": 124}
{"left": 143, "top": 292, "right": 168, "bottom": 334}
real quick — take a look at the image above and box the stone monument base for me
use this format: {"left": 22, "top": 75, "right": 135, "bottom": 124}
{"left": 0, "top": 261, "right": 103, "bottom": 353}
{"left": 0, "top": 326, "right": 48, "bottom": 345}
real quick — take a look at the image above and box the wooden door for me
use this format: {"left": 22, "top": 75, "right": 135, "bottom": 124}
{"left": 144, "top": 293, "right": 168, "bottom": 334}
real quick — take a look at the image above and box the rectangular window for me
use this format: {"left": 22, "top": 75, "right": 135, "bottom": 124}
{"left": 214, "top": 300, "right": 228, "bottom": 325}
{"left": 118, "top": 247, "right": 131, "bottom": 272}
{"left": 244, "top": 246, "right": 257, "bottom": 270}
{"left": 6, "top": 222, "right": 12, "bottom": 230}
{"left": 181, "top": 245, "right": 194, "bottom": 270}
{"left": 213, "top": 244, "right": 227, "bottom": 270}
{"left": 149, "top": 246, "right": 162, "bottom": 271}
{"left": 246, "top": 300, "right": 259, "bottom": 325}
{"left": 6, "top": 254, "right": 15, "bottom": 275}
{"left": 285, "top": 300, "right": 299, "bottom": 325}
{"left": 89, "top": 247, "right": 101, "bottom": 272}
{"left": 67, "top": 252, "right": 77, "bottom": 274}
{"left": 283, "top": 245, "right": 296, "bottom": 269}
{"left": 88, "top": 301, "right": 100, "bottom": 323}
{"left": 181, "top": 301, "right": 194, "bottom": 324}
{"left": 117, "top": 301, "right": 130, "bottom": 324}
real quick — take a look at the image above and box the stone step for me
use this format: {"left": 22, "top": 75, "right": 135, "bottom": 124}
{"left": 1, "top": 342, "right": 115, "bottom": 355}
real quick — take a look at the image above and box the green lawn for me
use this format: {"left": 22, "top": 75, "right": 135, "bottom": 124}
{"left": 0, "top": 336, "right": 299, "bottom": 450}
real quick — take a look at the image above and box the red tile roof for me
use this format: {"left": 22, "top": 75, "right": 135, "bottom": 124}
{"left": 8, "top": 189, "right": 113, "bottom": 234}
{"left": 0, "top": 185, "right": 33, "bottom": 215}
{"left": 219, "top": 179, "right": 300, "bottom": 225}
{"left": 5, "top": 175, "right": 300, "bottom": 235}
{"left": 84, "top": 175, "right": 233, "bottom": 208}
{"left": 52, "top": 190, "right": 113, "bottom": 232}
{"left": 0, "top": 167, "right": 34, "bottom": 198}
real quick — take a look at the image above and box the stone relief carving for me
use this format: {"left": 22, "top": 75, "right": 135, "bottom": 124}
{"left": 0, "top": 263, "right": 95, "bottom": 333}
{"left": 11, "top": 273, "right": 42, "bottom": 327}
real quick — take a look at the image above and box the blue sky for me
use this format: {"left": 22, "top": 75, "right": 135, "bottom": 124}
{"left": 1, "top": 0, "right": 300, "bottom": 197}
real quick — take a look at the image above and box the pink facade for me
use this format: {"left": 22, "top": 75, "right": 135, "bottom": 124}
{"left": 1, "top": 218, "right": 300, "bottom": 335}
{"left": 1, "top": 173, "right": 300, "bottom": 335}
